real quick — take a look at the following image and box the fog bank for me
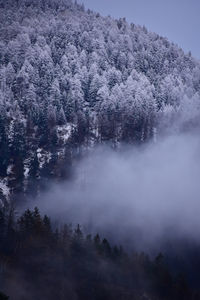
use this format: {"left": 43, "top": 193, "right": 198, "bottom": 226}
{"left": 30, "top": 133, "right": 200, "bottom": 250}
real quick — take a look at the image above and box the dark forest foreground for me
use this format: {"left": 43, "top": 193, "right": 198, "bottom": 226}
{"left": 0, "top": 205, "right": 200, "bottom": 300}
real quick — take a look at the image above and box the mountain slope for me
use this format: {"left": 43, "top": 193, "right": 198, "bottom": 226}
{"left": 0, "top": 0, "right": 200, "bottom": 201}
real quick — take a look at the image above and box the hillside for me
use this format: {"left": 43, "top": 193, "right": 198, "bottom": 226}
{"left": 0, "top": 0, "right": 200, "bottom": 201}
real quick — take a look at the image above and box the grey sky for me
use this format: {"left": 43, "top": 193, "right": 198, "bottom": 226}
{"left": 81, "top": 0, "right": 200, "bottom": 59}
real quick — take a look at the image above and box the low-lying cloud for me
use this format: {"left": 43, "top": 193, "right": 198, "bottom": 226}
{"left": 29, "top": 132, "right": 200, "bottom": 251}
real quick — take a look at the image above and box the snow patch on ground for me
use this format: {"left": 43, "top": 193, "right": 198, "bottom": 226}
{"left": 91, "top": 127, "right": 99, "bottom": 138}
{"left": 0, "top": 179, "right": 10, "bottom": 199}
{"left": 7, "top": 165, "right": 14, "bottom": 175}
{"left": 24, "top": 166, "right": 30, "bottom": 178}
{"left": 37, "top": 148, "right": 52, "bottom": 169}
{"left": 57, "top": 124, "right": 74, "bottom": 143}
{"left": 24, "top": 158, "right": 31, "bottom": 178}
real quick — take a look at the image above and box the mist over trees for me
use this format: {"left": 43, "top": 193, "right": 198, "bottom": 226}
{"left": 1, "top": 0, "right": 200, "bottom": 201}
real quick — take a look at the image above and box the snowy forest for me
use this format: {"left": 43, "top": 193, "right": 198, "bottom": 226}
{"left": 1, "top": 0, "right": 200, "bottom": 299}
{"left": 1, "top": 0, "right": 200, "bottom": 202}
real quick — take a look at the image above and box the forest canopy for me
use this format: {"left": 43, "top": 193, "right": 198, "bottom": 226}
{"left": 1, "top": 0, "right": 200, "bottom": 202}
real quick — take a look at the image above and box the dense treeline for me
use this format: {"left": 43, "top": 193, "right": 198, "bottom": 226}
{"left": 1, "top": 0, "right": 200, "bottom": 201}
{"left": 0, "top": 205, "right": 199, "bottom": 300}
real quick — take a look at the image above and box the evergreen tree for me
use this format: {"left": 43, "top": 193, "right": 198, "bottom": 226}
{"left": 0, "top": 292, "right": 9, "bottom": 300}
